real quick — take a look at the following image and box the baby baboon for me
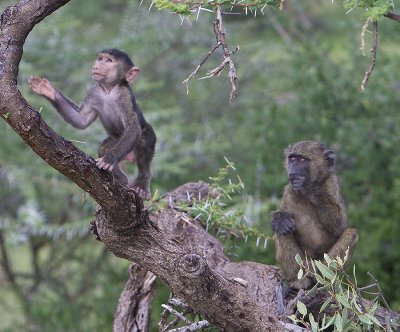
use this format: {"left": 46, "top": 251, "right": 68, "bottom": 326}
{"left": 29, "top": 49, "right": 156, "bottom": 200}
{"left": 272, "top": 141, "right": 358, "bottom": 289}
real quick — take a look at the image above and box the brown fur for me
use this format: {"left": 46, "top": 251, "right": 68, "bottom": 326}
{"left": 273, "top": 141, "right": 358, "bottom": 289}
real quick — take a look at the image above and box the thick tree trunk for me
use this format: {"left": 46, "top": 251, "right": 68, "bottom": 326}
{"left": 94, "top": 181, "right": 282, "bottom": 331}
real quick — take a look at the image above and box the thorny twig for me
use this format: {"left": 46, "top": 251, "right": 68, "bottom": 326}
{"left": 169, "top": 320, "right": 211, "bottom": 331}
{"left": 159, "top": 295, "right": 210, "bottom": 332}
{"left": 161, "top": 304, "right": 192, "bottom": 324}
{"left": 173, "top": 0, "right": 275, "bottom": 10}
{"left": 183, "top": 5, "right": 239, "bottom": 103}
{"left": 360, "top": 20, "right": 378, "bottom": 91}
{"left": 362, "top": 272, "right": 391, "bottom": 311}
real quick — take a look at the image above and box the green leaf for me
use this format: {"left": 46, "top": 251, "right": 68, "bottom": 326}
{"left": 324, "top": 253, "right": 332, "bottom": 265}
{"left": 321, "top": 315, "right": 326, "bottom": 328}
{"left": 352, "top": 265, "right": 358, "bottom": 288}
{"left": 342, "top": 306, "right": 349, "bottom": 323}
{"left": 328, "top": 261, "right": 338, "bottom": 270}
{"left": 315, "top": 274, "right": 325, "bottom": 285}
{"left": 297, "top": 300, "right": 307, "bottom": 317}
{"left": 333, "top": 278, "right": 343, "bottom": 292}
{"left": 321, "top": 315, "right": 335, "bottom": 329}
{"left": 315, "top": 260, "right": 336, "bottom": 281}
{"left": 297, "top": 268, "right": 304, "bottom": 280}
{"left": 320, "top": 298, "right": 331, "bottom": 313}
{"left": 365, "top": 313, "right": 382, "bottom": 327}
{"left": 334, "top": 313, "right": 344, "bottom": 332}
{"left": 358, "top": 314, "right": 373, "bottom": 326}
{"left": 295, "top": 254, "right": 303, "bottom": 265}
{"left": 310, "top": 258, "right": 316, "bottom": 273}
{"left": 309, "top": 313, "right": 319, "bottom": 332}
{"left": 336, "top": 293, "right": 351, "bottom": 309}
{"left": 353, "top": 301, "right": 363, "bottom": 314}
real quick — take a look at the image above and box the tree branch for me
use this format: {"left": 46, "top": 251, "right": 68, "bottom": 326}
{"left": 94, "top": 182, "right": 283, "bottom": 331}
{"left": 183, "top": 5, "right": 239, "bottom": 103}
{"left": 0, "top": 231, "right": 17, "bottom": 288}
{"left": 113, "top": 263, "right": 156, "bottom": 332}
{"left": 384, "top": 12, "right": 400, "bottom": 23}
{"left": 360, "top": 20, "right": 378, "bottom": 91}
{"left": 27, "top": 239, "right": 44, "bottom": 297}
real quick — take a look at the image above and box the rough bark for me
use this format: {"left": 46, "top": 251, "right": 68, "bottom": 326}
{"left": 94, "top": 182, "right": 282, "bottom": 331}
{"left": 113, "top": 263, "right": 157, "bottom": 332}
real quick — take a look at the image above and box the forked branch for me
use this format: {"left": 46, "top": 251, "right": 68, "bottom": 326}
{"left": 183, "top": 5, "right": 239, "bottom": 103}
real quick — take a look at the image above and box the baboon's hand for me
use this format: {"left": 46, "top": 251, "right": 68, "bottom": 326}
{"left": 28, "top": 76, "right": 56, "bottom": 101}
{"left": 272, "top": 211, "right": 295, "bottom": 236}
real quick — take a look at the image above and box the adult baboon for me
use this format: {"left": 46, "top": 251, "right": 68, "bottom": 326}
{"left": 272, "top": 141, "right": 358, "bottom": 289}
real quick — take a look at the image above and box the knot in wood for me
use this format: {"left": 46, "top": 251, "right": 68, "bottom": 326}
{"left": 178, "top": 254, "right": 205, "bottom": 277}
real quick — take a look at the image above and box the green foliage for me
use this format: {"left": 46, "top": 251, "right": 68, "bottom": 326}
{"left": 153, "top": 0, "right": 192, "bottom": 15}
{"left": 178, "top": 160, "right": 270, "bottom": 252}
{"left": 152, "top": 0, "right": 398, "bottom": 22}
{"left": 290, "top": 252, "right": 399, "bottom": 331}
{"left": 343, "top": 0, "right": 395, "bottom": 20}
{"left": 152, "top": 0, "right": 280, "bottom": 17}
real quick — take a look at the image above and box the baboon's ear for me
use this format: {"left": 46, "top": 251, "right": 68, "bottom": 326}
{"left": 126, "top": 67, "right": 140, "bottom": 83}
{"left": 324, "top": 150, "right": 336, "bottom": 168}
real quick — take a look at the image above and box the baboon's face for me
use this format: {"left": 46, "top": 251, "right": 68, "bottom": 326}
{"left": 287, "top": 154, "right": 310, "bottom": 193}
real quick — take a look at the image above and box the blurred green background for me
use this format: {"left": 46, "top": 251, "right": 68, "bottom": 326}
{"left": 1, "top": 0, "right": 400, "bottom": 330}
